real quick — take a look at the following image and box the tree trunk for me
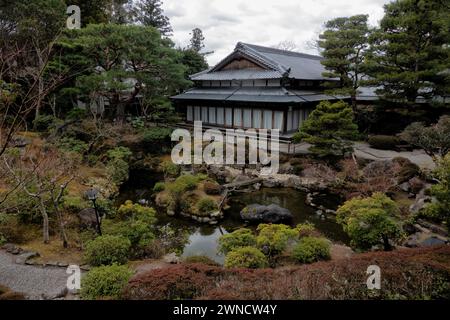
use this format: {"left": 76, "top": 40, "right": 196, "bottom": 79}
{"left": 382, "top": 235, "right": 392, "bottom": 251}
{"left": 40, "top": 199, "right": 50, "bottom": 244}
{"left": 53, "top": 202, "right": 68, "bottom": 249}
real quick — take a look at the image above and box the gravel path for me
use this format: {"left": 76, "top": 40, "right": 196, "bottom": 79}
{"left": 0, "top": 250, "right": 70, "bottom": 299}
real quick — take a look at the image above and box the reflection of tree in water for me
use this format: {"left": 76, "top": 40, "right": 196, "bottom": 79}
{"left": 198, "top": 225, "right": 216, "bottom": 237}
{"left": 156, "top": 223, "right": 193, "bottom": 253}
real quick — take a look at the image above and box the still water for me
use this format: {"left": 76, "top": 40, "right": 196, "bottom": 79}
{"left": 154, "top": 188, "right": 349, "bottom": 264}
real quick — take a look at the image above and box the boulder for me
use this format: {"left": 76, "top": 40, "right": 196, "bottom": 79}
{"left": 2, "top": 243, "right": 23, "bottom": 255}
{"left": 419, "top": 236, "right": 448, "bottom": 247}
{"left": 163, "top": 253, "right": 180, "bottom": 264}
{"left": 77, "top": 208, "right": 99, "bottom": 229}
{"left": 15, "top": 251, "right": 39, "bottom": 265}
{"left": 240, "top": 204, "right": 293, "bottom": 223}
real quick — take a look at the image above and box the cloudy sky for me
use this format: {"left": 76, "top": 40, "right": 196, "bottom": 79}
{"left": 162, "top": 0, "right": 392, "bottom": 66}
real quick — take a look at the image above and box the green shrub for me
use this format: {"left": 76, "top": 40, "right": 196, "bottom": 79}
{"left": 63, "top": 196, "right": 89, "bottom": 214}
{"left": 398, "top": 163, "right": 420, "bottom": 183}
{"left": 197, "top": 197, "right": 218, "bottom": 214}
{"left": 84, "top": 235, "right": 131, "bottom": 266}
{"left": 106, "top": 158, "right": 129, "bottom": 186}
{"left": 292, "top": 237, "right": 331, "bottom": 264}
{"left": 67, "top": 108, "right": 87, "bottom": 120}
{"left": 117, "top": 201, "right": 157, "bottom": 223}
{"left": 57, "top": 137, "right": 88, "bottom": 154}
{"left": 224, "top": 247, "right": 268, "bottom": 269}
{"left": 105, "top": 147, "right": 132, "bottom": 186}
{"left": 421, "top": 154, "right": 450, "bottom": 228}
{"left": 107, "top": 147, "right": 132, "bottom": 161}
{"left": 33, "top": 115, "right": 57, "bottom": 132}
{"left": 81, "top": 264, "right": 132, "bottom": 300}
{"left": 218, "top": 229, "right": 257, "bottom": 254}
{"left": 161, "top": 161, "right": 181, "bottom": 178}
{"left": 368, "top": 135, "right": 401, "bottom": 150}
{"left": 296, "top": 223, "right": 318, "bottom": 238}
{"left": 142, "top": 127, "right": 172, "bottom": 144}
{"left": 0, "top": 214, "right": 29, "bottom": 244}
{"left": 336, "top": 193, "right": 402, "bottom": 251}
{"left": 153, "top": 182, "right": 165, "bottom": 192}
{"left": 166, "top": 174, "right": 204, "bottom": 196}
{"left": 256, "top": 224, "right": 298, "bottom": 255}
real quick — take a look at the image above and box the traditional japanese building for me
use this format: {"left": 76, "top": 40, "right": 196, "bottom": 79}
{"left": 172, "top": 42, "right": 371, "bottom": 136}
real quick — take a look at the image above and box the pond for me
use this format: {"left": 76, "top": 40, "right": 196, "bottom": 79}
{"left": 120, "top": 171, "right": 349, "bottom": 264}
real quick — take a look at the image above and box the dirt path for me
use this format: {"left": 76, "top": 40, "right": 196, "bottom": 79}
{"left": 0, "top": 250, "right": 69, "bottom": 299}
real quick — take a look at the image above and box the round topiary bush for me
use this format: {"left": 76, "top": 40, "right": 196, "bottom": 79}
{"left": 81, "top": 264, "right": 132, "bottom": 300}
{"left": 292, "top": 237, "right": 331, "bottom": 264}
{"left": 153, "top": 182, "right": 165, "bottom": 193}
{"left": 224, "top": 247, "right": 268, "bottom": 269}
{"left": 218, "top": 228, "right": 257, "bottom": 254}
{"left": 368, "top": 135, "right": 401, "bottom": 150}
{"left": 84, "top": 235, "right": 131, "bottom": 266}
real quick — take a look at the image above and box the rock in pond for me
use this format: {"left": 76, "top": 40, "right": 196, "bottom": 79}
{"left": 240, "top": 204, "right": 293, "bottom": 223}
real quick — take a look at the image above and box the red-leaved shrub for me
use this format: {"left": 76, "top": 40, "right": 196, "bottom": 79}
{"left": 122, "top": 246, "right": 450, "bottom": 300}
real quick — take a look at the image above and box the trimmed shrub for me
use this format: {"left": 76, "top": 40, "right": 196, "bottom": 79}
{"left": 336, "top": 193, "right": 402, "bottom": 251}
{"left": 122, "top": 264, "right": 215, "bottom": 300}
{"left": 296, "top": 223, "right": 319, "bottom": 238}
{"left": 81, "top": 264, "right": 132, "bottom": 300}
{"left": 197, "top": 197, "right": 218, "bottom": 214}
{"left": 256, "top": 224, "right": 298, "bottom": 255}
{"left": 117, "top": 200, "right": 157, "bottom": 223}
{"left": 224, "top": 247, "right": 268, "bottom": 269}
{"left": 153, "top": 182, "right": 165, "bottom": 193}
{"left": 122, "top": 246, "right": 450, "bottom": 300}
{"left": 57, "top": 137, "right": 88, "bottom": 154}
{"left": 368, "top": 135, "right": 400, "bottom": 150}
{"left": 33, "top": 115, "right": 57, "bottom": 132}
{"left": 84, "top": 235, "right": 131, "bottom": 266}
{"left": 142, "top": 127, "right": 173, "bottom": 151}
{"left": 218, "top": 229, "right": 257, "bottom": 254}
{"left": 292, "top": 237, "right": 331, "bottom": 264}
{"left": 161, "top": 161, "right": 181, "bottom": 178}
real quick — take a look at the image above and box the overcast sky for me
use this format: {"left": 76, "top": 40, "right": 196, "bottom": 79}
{"left": 162, "top": 0, "right": 392, "bottom": 66}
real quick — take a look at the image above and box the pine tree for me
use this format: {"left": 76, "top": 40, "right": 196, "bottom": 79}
{"left": 293, "top": 101, "right": 359, "bottom": 158}
{"left": 364, "top": 0, "right": 450, "bottom": 103}
{"left": 133, "top": 0, "right": 173, "bottom": 36}
{"left": 318, "top": 15, "right": 370, "bottom": 109}
{"left": 190, "top": 28, "right": 205, "bottom": 53}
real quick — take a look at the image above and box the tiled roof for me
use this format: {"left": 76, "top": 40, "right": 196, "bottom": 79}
{"left": 191, "top": 42, "right": 335, "bottom": 81}
{"left": 172, "top": 87, "right": 341, "bottom": 104}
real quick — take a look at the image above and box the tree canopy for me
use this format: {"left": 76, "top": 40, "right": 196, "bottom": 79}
{"left": 57, "top": 24, "right": 189, "bottom": 121}
{"left": 293, "top": 101, "right": 359, "bottom": 158}
{"left": 319, "top": 15, "right": 370, "bottom": 106}
{"left": 364, "top": 0, "right": 450, "bottom": 103}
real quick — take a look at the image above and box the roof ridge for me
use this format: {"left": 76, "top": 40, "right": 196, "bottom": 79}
{"left": 238, "top": 42, "right": 323, "bottom": 60}
{"left": 237, "top": 43, "right": 291, "bottom": 75}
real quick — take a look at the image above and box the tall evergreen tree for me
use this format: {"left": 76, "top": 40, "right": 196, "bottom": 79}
{"left": 293, "top": 101, "right": 359, "bottom": 158}
{"left": 364, "top": 0, "right": 450, "bottom": 103}
{"left": 67, "top": 0, "right": 111, "bottom": 26}
{"left": 318, "top": 15, "right": 370, "bottom": 108}
{"left": 190, "top": 28, "right": 205, "bottom": 53}
{"left": 133, "top": 0, "right": 173, "bottom": 36}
